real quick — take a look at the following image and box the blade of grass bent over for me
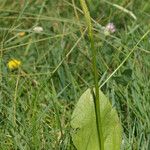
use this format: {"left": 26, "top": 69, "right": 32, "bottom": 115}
{"left": 100, "top": 29, "right": 150, "bottom": 88}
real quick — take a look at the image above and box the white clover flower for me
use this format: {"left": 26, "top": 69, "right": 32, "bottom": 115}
{"left": 33, "top": 26, "right": 43, "bottom": 33}
{"left": 104, "top": 23, "right": 116, "bottom": 35}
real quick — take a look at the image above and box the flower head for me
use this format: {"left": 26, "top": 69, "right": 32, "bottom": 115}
{"left": 33, "top": 26, "right": 43, "bottom": 33}
{"left": 18, "top": 32, "right": 26, "bottom": 37}
{"left": 7, "top": 59, "right": 21, "bottom": 70}
{"left": 104, "top": 23, "right": 116, "bottom": 35}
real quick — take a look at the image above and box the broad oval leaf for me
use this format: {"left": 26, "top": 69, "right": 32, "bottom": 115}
{"left": 71, "top": 89, "right": 122, "bottom": 150}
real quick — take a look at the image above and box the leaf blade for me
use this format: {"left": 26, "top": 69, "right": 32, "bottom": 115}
{"left": 71, "top": 89, "right": 122, "bottom": 150}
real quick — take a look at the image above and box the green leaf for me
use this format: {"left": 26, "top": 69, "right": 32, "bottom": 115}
{"left": 71, "top": 89, "right": 122, "bottom": 150}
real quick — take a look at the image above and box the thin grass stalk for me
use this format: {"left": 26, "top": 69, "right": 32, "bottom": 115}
{"left": 79, "top": 0, "right": 104, "bottom": 150}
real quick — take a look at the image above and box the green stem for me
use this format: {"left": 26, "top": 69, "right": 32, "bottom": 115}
{"left": 79, "top": 0, "right": 104, "bottom": 150}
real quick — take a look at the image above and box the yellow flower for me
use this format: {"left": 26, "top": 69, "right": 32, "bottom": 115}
{"left": 18, "top": 32, "right": 25, "bottom": 37}
{"left": 7, "top": 59, "right": 21, "bottom": 70}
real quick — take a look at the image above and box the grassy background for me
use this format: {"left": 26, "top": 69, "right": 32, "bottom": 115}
{"left": 0, "top": 0, "right": 150, "bottom": 149}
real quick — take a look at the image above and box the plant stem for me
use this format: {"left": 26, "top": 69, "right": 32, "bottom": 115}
{"left": 90, "top": 25, "right": 104, "bottom": 150}
{"left": 79, "top": 0, "right": 104, "bottom": 149}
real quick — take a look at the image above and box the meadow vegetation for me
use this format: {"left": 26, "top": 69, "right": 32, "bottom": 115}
{"left": 0, "top": 0, "right": 150, "bottom": 149}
